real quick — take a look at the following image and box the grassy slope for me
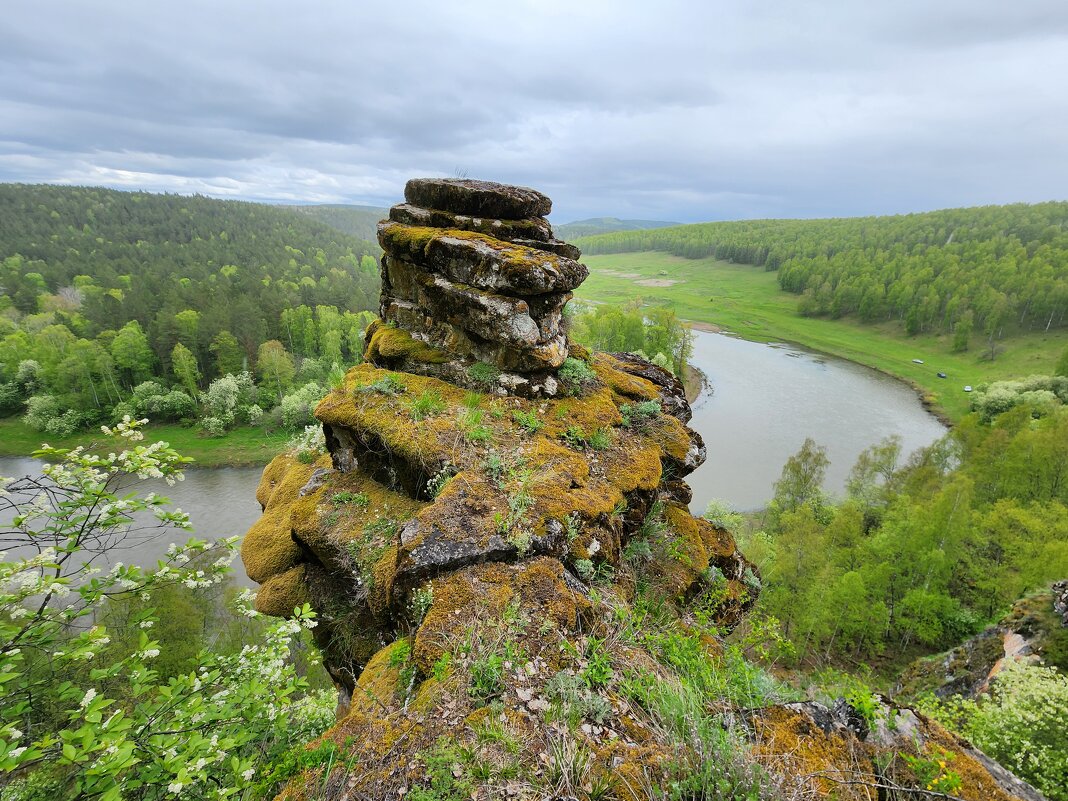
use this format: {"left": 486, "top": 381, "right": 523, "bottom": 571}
{"left": 0, "top": 419, "right": 288, "bottom": 468}
{"left": 576, "top": 252, "right": 1068, "bottom": 422}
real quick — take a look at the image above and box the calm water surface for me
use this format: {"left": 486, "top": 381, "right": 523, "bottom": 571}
{"left": 0, "top": 457, "right": 264, "bottom": 586}
{"left": 685, "top": 330, "right": 947, "bottom": 512}
{"left": 0, "top": 333, "right": 947, "bottom": 578}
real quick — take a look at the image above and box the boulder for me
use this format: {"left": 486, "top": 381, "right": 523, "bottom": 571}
{"left": 405, "top": 177, "right": 552, "bottom": 219}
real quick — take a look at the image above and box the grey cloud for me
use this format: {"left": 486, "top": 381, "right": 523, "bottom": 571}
{"left": 0, "top": 0, "right": 1065, "bottom": 222}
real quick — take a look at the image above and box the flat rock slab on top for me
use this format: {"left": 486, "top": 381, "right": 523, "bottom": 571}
{"left": 405, "top": 178, "right": 552, "bottom": 220}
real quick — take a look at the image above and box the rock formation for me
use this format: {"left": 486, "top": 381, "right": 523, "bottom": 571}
{"left": 897, "top": 581, "right": 1068, "bottom": 700}
{"left": 241, "top": 179, "right": 1040, "bottom": 800}
{"left": 375, "top": 178, "right": 585, "bottom": 396}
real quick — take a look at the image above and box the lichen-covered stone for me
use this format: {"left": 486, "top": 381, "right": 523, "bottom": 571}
{"left": 405, "top": 177, "right": 552, "bottom": 219}
{"left": 379, "top": 222, "right": 588, "bottom": 297}
{"left": 389, "top": 202, "right": 554, "bottom": 243}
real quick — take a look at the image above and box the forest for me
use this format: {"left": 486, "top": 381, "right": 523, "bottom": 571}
{"left": 0, "top": 185, "right": 381, "bottom": 436}
{"left": 575, "top": 202, "right": 1068, "bottom": 348}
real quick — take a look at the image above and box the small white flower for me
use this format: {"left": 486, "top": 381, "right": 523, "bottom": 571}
{"left": 9, "top": 747, "right": 26, "bottom": 759}
{"left": 241, "top": 767, "right": 255, "bottom": 781}
{"left": 139, "top": 620, "right": 155, "bottom": 629}
{"left": 80, "top": 688, "right": 97, "bottom": 709}
{"left": 168, "top": 781, "right": 184, "bottom": 794}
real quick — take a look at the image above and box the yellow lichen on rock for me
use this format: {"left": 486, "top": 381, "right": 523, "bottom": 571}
{"left": 242, "top": 454, "right": 326, "bottom": 586}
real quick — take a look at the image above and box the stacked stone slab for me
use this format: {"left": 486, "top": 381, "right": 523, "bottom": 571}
{"left": 375, "top": 178, "right": 587, "bottom": 396}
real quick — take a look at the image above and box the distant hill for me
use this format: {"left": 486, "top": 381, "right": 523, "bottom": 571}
{"left": 554, "top": 217, "right": 679, "bottom": 241}
{"left": 0, "top": 184, "right": 382, "bottom": 384}
{"left": 283, "top": 203, "right": 389, "bottom": 244}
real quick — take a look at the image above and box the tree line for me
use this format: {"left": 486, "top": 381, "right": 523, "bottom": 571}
{"left": 575, "top": 201, "right": 1068, "bottom": 347}
{"left": 731, "top": 375, "right": 1068, "bottom": 664}
{"left": 0, "top": 185, "right": 382, "bottom": 434}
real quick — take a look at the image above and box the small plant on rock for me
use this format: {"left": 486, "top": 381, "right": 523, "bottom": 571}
{"left": 620, "top": 399, "right": 662, "bottom": 429}
{"left": 357, "top": 373, "right": 405, "bottom": 396}
{"left": 512, "top": 408, "right": 543, "bottom": 434}
{"left": 426, "top": 462, "right": 455, "bottom": 498}
{"left": 467, "top": 361, "right": 500, "bottom": 388}
{"left": 332, "top": 491, "right": 369, "bottom": 507}
{"left": 407, "top": 389, "right": 446, "bottom": 420}
{"left": 558, "top": 356, "right": 597, "bottom": 395}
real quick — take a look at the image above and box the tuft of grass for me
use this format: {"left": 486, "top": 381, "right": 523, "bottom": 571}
{"left": 457, "top": 406, "right": 493, "bottom": 444}
{"left": 407, "top": 389, "right": 446, "bottom": 420}
{"left": 511, "top": 408, "right": 543, "bottom": 434}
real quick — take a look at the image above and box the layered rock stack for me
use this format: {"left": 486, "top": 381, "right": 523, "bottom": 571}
{"left": 240, "top": 179, "right": 1038, "bottom": 801}
{"left": 371, "top": 178, "right": 587, "bottom": 396}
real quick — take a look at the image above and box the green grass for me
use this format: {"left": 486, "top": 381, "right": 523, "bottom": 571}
{"left": 577, "top": 252, "right": 1068, "bottom": 422}
{"left": 0, "top": 418, "right": 289, "bottom": 467}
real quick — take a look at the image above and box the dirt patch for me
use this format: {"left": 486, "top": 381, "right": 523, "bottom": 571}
{"left": 688, "top": 321, "right": 722, "bottom": 333}
{"left": 635, "top": 278, "right": 680, "bottom": 287}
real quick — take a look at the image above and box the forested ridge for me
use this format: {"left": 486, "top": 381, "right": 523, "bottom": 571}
{"left": 576, "top": 201, "right": 1068, "bottom": 344}
{"left": 0, "top": 184, "right": 382, "bottom": 434}
{"left": 281, "top": 202, "right": 388, "bottom": 243}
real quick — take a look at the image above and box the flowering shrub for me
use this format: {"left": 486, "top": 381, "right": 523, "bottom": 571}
{"left": 918, "top": 660, "right": 1068, "bottom": 801}
{"left": 0, "top": 418, "right": 334, "bottom": 799}
{"left": 288, "top": 424, "right": 326, "bottom": 464}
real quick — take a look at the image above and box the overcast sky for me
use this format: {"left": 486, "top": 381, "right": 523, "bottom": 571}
{"left": 1, "top": 1, "right": 1065, "bottom": 223}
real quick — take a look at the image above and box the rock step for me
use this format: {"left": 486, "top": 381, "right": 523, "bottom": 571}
{"left": 383, "top": 256, "right": 565, "bottom": 347}
{"left": 388, "top": 203, "right": 553, "bottom": 243}
{"left": 405, "top": 177, "right": 551, "bottom": 219}
{"left": 378, "top": 222, "right": 587, "bottom": 297}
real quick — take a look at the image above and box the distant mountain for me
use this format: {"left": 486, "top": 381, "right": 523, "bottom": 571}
{"left": 282, "top": 203, "right": 389, "bottom": 244}
{"left": 554, "top": 217, "right": 680, "bottom": 241}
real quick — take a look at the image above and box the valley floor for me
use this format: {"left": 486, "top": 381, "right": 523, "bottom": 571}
{"left": 578, "top": 252, "right": 1068, "bottom": 422}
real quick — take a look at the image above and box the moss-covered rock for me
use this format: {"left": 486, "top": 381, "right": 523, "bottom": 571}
{"left": 404, "top": 177, "right": 552, "bottom": 219}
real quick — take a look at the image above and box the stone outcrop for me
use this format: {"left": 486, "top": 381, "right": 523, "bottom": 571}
{"left": 896, "top": 582, "right": 1068, "bottom": 700}
{"left": 240, "top": 179, "right": 1037, "bottom": 801}
{"left": 375, "top": 178, "right": 587, "bottom": 396}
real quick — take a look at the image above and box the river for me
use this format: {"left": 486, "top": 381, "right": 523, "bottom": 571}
{"left": 684, "top": 330, "right": 947, "bottom": 512}
{"left": 0, "top": 331, "right": 947, "bottom": 579}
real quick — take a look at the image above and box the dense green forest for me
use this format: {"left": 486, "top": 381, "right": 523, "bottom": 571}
{"left": 281, "top": 203, "right": 387, "bottom": 243}
{"left": 0, "top": 185, "right": 381, "bottom": 435}
{"left": 575, "top": 202, "right": 1068, "bottom": 346}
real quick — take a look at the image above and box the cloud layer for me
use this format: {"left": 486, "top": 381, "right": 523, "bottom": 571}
{"left": 2, "top": 0, "right": 1065, "bottom": 221}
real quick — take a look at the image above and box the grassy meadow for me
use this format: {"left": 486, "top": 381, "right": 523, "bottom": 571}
{"left": 576, "top": 252, "right": 1068, "bottom": 422}
{"left": 0, "top": 419, "right": 288, "bottom": 468}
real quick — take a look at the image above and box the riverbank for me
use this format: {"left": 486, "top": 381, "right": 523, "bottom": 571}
{"left": 0, "top": 419, "right": 288, "bottom": 468}
{"left": 578, "top": 252, "right": 1068, "bottom": 423}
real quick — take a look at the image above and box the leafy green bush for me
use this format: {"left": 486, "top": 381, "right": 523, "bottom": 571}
{"left": 0, "top": 418, "right": 334, "bottom": 799}
{"left": 280, "top": 381, "right": 326, "bottom": 429}
{"left": 921, "top": 661, "right": 1068, "bottom": 801}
